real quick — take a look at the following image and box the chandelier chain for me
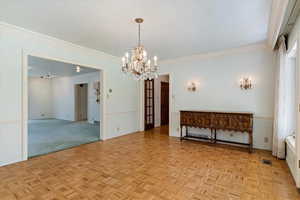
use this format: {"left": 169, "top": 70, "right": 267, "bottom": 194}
{"left": 138, "top": 23, "right": 141, "bottom": 46}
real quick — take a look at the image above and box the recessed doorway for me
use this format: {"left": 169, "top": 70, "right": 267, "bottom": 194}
{"left": 75, "top": 83, "right": 88, "bottom": 121}
{"left": 26, "top": 55, "right": 103, "bottom": 157}
{"left": 160, "top": 81, "right": 169, "bottom": 126}
{"left": 143, "top": 74, "right": 170, "bottom": 132}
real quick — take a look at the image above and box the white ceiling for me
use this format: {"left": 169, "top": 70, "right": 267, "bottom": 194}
{"left": 28, "top": 56, "right": 99, "bottom": 78}
{"left": 0, "top": 0, "right": 272, "bottom": 60}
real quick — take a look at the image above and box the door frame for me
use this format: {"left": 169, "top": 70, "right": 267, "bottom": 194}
{"left": 22, "top": 51, "right": 106, "bottom": 161}
{"left": 139, "top": 73, "right": 172, "bottom": 136}
{"left": 144, "top": 79, "right": 155, "bottom": 130}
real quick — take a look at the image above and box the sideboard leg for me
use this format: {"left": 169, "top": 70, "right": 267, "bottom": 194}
{"left": 180, "top": 126, "right": 183, "bottom": 141}
{"left": 249, "top": 131, "right": 253, "bottom": 153}
{"left": 214, "top": 129, "right": 217, "bottom": 143}
{"left": 186, "top": 126, "right": 188, "bottom": 138}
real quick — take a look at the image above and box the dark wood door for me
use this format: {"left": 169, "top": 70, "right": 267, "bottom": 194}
{"left": 161, "top": 82, "right": 169, "bottom": 125}
{"left": 144, "top": 79, "right": 154, "bottom": 130}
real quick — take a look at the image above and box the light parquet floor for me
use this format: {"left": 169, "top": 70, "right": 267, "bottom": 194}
{"left": 0, "top": 126, "right": 299, "bottom": 200}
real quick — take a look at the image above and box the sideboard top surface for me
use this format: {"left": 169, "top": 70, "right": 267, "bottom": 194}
{"left": 180, "top": 110, "right": 253, "bottom": 115}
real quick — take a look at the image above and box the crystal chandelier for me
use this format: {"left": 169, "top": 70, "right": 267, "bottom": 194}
{"left": 122, "top": 18, "right": 158, "bottom": 80}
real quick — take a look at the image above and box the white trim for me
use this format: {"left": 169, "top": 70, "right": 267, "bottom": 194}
{"left": 0, "top": 21, "right": 272, "bottom": 63}
{"left": 105, "top": 110, "right": 138, "bottom": 115}
{"left": 254, "top": 116, "right": 273, "bottom": 120}
{"left": 0, "top": 21, "right": 118, "bottom": 60}
{"left": 295, "top": 33, "right": 300, "bottom": 188}
{"left": 160, "top": 42, "right": 268, "bottom": 64}
{"left": 267, "top": 0, "right": 289, "bottom": 49}
{"left": 139, "top": 81, "right": 145, "bottom": 131}
{"left": 21, "top": 50, "right": 28, "bottom": 161}
{"left": 168, "top": 74, "right": 172, "bottom": 137}
{"left": 22, "top": 51, "right": 106, "bottom": 161}
{"left": 0, "top": 120, "right": 20, "bottom": 124}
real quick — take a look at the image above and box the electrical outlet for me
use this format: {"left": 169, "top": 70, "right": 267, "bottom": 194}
{"left": 264, "top": 137, "right": 269, "bottom": 143}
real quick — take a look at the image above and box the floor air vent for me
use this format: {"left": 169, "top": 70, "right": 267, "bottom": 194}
{"left": 262, "top": 159, "right": 272, "bottom": 165}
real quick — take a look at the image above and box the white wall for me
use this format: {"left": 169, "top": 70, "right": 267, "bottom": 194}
{"left": 154, "top": 75, "right": 169, "bottom": 127}
{"left": 288, "top": 14, "right": 300, "bottom": 51}
{"left": 28, "top": 77, "right": 53, "bottom": 119}
{"left": 0, "top": 22, "right": 139, "bottom": 166}
{"left": 159, "top": 43, "right": 275, "bottom": 150}
{"left": 52, "top": 72, "right": 100, "bottom": 123}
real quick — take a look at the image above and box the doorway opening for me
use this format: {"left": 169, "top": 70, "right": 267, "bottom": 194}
{"left": 160, "top": 81, "right": 169, "bottom": 126}
{"left": 26, "top": 55, "right": 103, "bottom": 158}
{"left": 75, "top": 83, "right": 88, "bottom": 121}
{"left": 144, "top": 74, "right": 170, "bottom": 134}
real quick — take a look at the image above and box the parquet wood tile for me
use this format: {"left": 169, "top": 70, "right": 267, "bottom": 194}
{"left": 0, "top": 126, "right": 299, "bottom": 200}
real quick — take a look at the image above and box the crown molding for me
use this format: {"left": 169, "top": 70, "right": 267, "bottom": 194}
{"left": 160, "top": 42, "right": 269, "bottom": 64}
{"left": 267, "top": 0, "right": 289, "bottom": 49}
{"left": 0, "top": 21, "right": 119, "bottom": 60}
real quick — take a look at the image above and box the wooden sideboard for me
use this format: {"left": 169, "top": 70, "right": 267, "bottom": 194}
{"left": 180, "top": 110, "right": 253, "bottom": 152}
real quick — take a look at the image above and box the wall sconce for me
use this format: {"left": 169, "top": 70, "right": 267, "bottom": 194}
{"left": 240, "top": 77, "right": 253, "bottom": 90}
{"left": 187, "top": 81, "right": 197, "bottom": 92}
{"left": 93, "top": 81, "right": 100, "bottom": 104}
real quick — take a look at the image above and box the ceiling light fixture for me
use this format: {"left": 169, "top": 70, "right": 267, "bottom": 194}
{"left": 121, "top": 18, "right": 158, "bottom": 80}
{"left": 40, "top": 73, "right": 56, "bottom": 79}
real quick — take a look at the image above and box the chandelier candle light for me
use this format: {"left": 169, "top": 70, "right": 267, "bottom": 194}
{"left": 122, "top": 18, "right": 158, "bottom": 80}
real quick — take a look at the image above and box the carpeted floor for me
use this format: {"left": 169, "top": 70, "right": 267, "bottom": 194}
{"left": 28, "top": 119, "right": 100, "bottom": 157}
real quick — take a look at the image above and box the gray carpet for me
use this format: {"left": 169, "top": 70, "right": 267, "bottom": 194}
{"left": 28, "top": 119, "right": 100, "bottom": 157}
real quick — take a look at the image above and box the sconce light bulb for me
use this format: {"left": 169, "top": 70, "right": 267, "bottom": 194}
{"left": 153, "top": 56, "right": 158, "bottom": 66}
{"left": 187, "top": 81, "right": 197, "bottom": 92}
{"left": 143, "top": 50, "right": 147, "bottom": 57}
{"left": 76, "top": 66, "right": 81, "bottom": 73}
{"left": 122, "top": 57, "right": 126, "bottom": 66}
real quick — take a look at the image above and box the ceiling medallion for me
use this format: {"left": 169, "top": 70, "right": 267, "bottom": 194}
{"left": 122, "top": 18, "right": 158, "bottom": 80}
